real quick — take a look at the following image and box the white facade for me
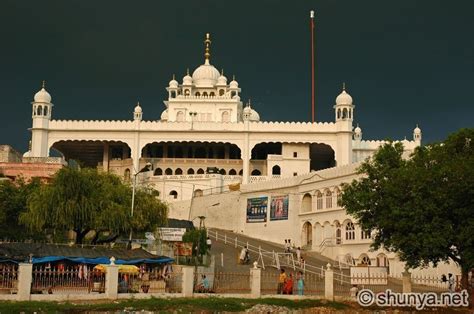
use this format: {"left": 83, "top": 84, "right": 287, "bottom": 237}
{"left": 23, "top": 33, "right": 456, "bottom": 277}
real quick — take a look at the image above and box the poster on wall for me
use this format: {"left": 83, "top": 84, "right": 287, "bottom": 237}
{"left": 246, "top": 197, "right": 268, "bottom": 223}
{"left": 270, "top": 195, "right": 289, "bottom": 221}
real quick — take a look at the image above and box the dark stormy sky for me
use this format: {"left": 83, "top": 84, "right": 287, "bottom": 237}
{"left": 1, "top": 0, "right": 473, "bottom": 153}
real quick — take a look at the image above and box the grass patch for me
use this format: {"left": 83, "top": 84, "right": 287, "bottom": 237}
{"left": 0, "top": 297, "right": 348, "bottom": 313}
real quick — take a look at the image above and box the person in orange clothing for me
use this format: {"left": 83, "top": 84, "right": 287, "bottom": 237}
{"left": 283, "top": 273, "right": 294, "bottom": 294}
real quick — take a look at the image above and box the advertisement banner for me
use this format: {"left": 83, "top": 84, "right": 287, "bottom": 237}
{"left": 173, "top": 242, "right": 193, "bottom": 256}
{"left": 246, "top": 196, "right": 268, "bottom": 223}
{"left": 270, "top": 195, "right": 289, "bottom": 221}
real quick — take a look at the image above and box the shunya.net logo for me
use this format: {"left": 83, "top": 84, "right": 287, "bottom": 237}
{"left": 357, "top": 289, "right": 469, "bottom": 310}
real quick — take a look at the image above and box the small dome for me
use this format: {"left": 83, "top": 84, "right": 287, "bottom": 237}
{"left": 169, "top": 77, "right": 178, "bottom": 88}
{"left": 134, "top": 103, "right": 142, "bottom": 113}
{"left": 229, "top": 78, "right": 239, "bottom": 88}
{"left": 160, "top": 109, "right": 169, "bottom": 121}
{"left": 249, "top": 109, "right": 260, "bottom": 121}
{"left": 414, "top": 125, "right": 421, "bottom": 134}
{"left": 34, "top": 87, "right": 51, "bottom": 103}
{"left": 217, "top": 73, "right": 227, "bottom": 85}
{"left": 354, "top": 125, "right": 362, "bottom": 134}
{"left": 23, "top": 150, "right": 31, "bottom": 158}
{"left": 335, "top": 89, "right": 353, "bottom": 106}
{"left": 183, "top": 73, "right": 192, "bottom": 85}
{"left": 192, "top": 63, "right": 220, "bottom": 86}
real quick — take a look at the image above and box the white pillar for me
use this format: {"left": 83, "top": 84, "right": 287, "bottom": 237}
{"left": 324, "top": 263, "right": 334, "bottom": 301}
{"left": 181, "top": 266, "right": 195, "bottom": 297}
{"left": 402, "top": 270, "right": 412, "bottom": 293}
{"left": 250, "top": 266, "right": 261, "bottom": 298}
{"left": 105, "top": 264, "right": 119, "bottom": 299}
{"left": 103, "top": 142, "right": 110, "bottom": 172}
{"left": 17, "top": 263, "right": 33, "bottom": 301}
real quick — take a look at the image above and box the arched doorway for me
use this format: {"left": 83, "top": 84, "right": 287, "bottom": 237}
{"left": 301, "top": 221, "right": 313, "bottom": 247}
{"left": 301, "top": 193, "right": 312, "bottom": 213}
{"left": 376, "top": 253, "right": 389, "bottom": 268}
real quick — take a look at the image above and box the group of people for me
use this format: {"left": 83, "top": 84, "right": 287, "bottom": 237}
{"left": 277, "top": 268, "right": 304, "bottom": 295}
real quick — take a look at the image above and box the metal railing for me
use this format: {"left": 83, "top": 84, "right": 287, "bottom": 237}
{"left": 208, "top": 229, "right": 344, "bottom": 279}
{"left": 32, "top": 265, "right": 105, "bottom": 294}
{"left": 118, "top": 268, "right": 181, "bottom": 294}
{"left": 0, "top": 264, "right": 18, "bottom": 294}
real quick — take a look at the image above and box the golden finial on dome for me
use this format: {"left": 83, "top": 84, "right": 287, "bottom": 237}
{"left": 173, "top": 74, "right": 175, "bottom": 80}
{"left": 233, "top": 75, "right": 235, "bottom": 81}
{"left": 342, "top": 82, "right": 346, "bottom": 91}
{"left": 204, "top": 33, "right": 211, "bottom": 64}
{"left": 42, "top": 80, "right": 46, "bottom": 89}
{"left": 186, "top": 68, "right": 190, "bottom": 75}
{"left": 221, "top": 69, "right": 224, "bottom": 75}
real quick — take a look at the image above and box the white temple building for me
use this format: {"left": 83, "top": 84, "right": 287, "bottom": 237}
{"left": 24, "top": 33, "right": 457, "bottom": 277}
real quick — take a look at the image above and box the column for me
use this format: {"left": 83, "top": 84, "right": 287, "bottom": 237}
{"left": 17, "top": 263, "right": 33, "bottom": 301}
{"left": 181, "top": 266, "right": 195, "bottom": 297}
{"left": 105, "top": 263, "right": 119, "bottom": 299}
{"left": 164, "top": 143, "right": 168, "bottom": 158}
{"left": 250, "top": 267, "right": 261, "bottom": 298}
{"left": 324, "top": 263, "right": 334, "bottom": 301}
{"left": 402, "top": 270, "right": 412, "bottom": 293}
{"left": 224, "top": 144, "right": 230, "bottom": 159}
{"left": 102, "top": 142, "right": 109, "bottom": 172}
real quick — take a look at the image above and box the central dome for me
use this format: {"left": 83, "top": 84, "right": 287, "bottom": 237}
{"left": 192, "top": 63, "right": 220, "bottom": 87}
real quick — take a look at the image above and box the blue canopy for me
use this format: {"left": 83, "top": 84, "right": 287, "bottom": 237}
{"left": 31, "top": 256, "right": 174, "bottom": 265}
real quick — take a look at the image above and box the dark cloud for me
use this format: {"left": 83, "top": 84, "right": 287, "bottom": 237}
{"left": 1, "top": 0, "right": 473, "bottom": 152}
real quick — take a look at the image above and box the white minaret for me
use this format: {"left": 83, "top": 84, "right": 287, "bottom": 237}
{"left": 354, "top": 124, "right": 362, "bottom": 142}
{"left": 334, "top": 83, "right": 354, "bottom": 166}
{"left": 413, "top": 124, "right": 422, "bottom": 145}
{"left": 30, "top": 81, "right": 52, "bottom": 157}
{"left": 133, "top": 102, "right": 143, "bottom": 121}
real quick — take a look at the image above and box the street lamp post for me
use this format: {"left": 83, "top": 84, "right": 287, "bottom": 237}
{"left": 128, "top": 162, "right": 152, "bottom": 249}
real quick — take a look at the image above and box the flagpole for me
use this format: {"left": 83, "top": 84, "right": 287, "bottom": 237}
{"left": 310, "top": 10, "right": 315, "bottom": 123}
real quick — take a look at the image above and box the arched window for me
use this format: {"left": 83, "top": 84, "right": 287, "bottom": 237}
{"left": 219, "top": 169, "right": 226, "bottom": 175}
{"left": 231, "top": 91, "right": 236, "bottom": 98}
{"left": 37, "top": 106, "right": 42, "bottom": 116}
{"left": 251, "top": 169, "right": 261, "bottom": 176}
{"left": 238, "top": 169, "right": 243, "bottom": 176}
{"left": 325, "top": 190, "right": 332, "bottom": 209}
{"left": 175, "top": 168, "right": 183, "bottom": 175}
{"left": 219, "top": 89, "right": 224, "bottom": 96}
{"left": 169, "top": 190, "right": 178, "bottom": 199}
{"left": 342, "top": 108, "right": 348, "bottom": 119}
{"left": 176, "top": 111, "right": 184, "bottom": 122}
{"left": 316, "top": 191, "right": 323, "bottom": 210}
{"left": 376, "top": 254, "right": 389, "bottom": 268}
{"left": 221, "top": 111, "right": 230, "bottom": 122}
{"left": 209, "top": 92, "right": 215, "bottom": 97}
{"left": 345, "top": 221, "right": 355, "bottom": 240}
{"left": 44, "top": 106, "right": 48, "bottom": 116}
{"left": 154, "top": 168, "right": 163, "bottom": 176}
{"left": 187, "top": 168, "right": 195, "bottom": 175}
{"left": 272, "top": 165, "right": 281, "bottom": 175}
{"left": 197, "top": 168, "right": 205, "bottom": 174}
{"left": 301, "top": 193, "right": 312, "bottom": 213}
{"left": 203, "top": 92, "right": 208, "bottom": 97}
{"left": 335, "top": 221, "right": 342, "bottom": 244}
{"left": 359, "top": 254, "right": 371, "bottom": 266}
{"left": 229, "top": 169, "right": 236, "bottom": 175}
{"left": 195, "top": 92, "right": 201, "bottom": 97}
{"left": 337, "top": 108, "right": 341, "bottom": 119}
{"left": 194, "top": 189, "right": 203, "bottom": 197}
{"left": 184, "top": 89, "right": 190, "bottom": 96}
{"left": 171, "top": 91, "right": 176, "bottom": 98}
{"left": 124, "top": 169, "right": 131, "bottom": 181}
{"left": 334, "top": 187, "right": 342, "bottom": 207}
{"left": 165, "top": 168, "right": 172, "bottom": 175}
{"left": 361, "top": 229, "right": 371, "bottom": 240}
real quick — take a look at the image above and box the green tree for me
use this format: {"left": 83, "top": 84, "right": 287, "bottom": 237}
{"left": 341, "top": 128, "right": 474, "bottom": 289}
{"left": 0, "top": 178, "right": 43, "bottom": 240}
{"left": 20, "top": 167, "right": 168, "bottom": 244}
{"left": 182, "top": 228, "right": 208, "bottom": 258}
